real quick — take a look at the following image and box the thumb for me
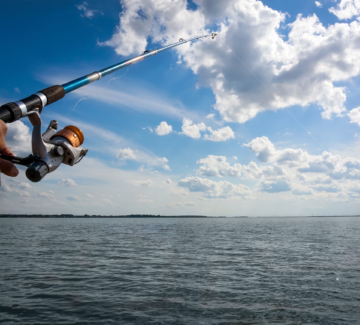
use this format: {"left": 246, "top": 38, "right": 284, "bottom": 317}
{"left": 0, "top": 159, "right": 19, "bottom": 177}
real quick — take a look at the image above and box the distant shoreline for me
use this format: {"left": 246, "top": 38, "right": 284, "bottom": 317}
{"left": 0, "top": 215, "right": 359, "bottom": 218}
{"left": 0, "top": 215, "right": 213, "bottom": 218}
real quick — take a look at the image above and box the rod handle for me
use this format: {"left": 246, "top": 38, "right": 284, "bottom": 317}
{"left": 0, "top": 106, "right": 18, "bottom": 123}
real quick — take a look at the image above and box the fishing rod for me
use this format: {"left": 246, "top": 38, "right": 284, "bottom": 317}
{"left": 0, "top": 33, "right": 217, "bottom": 183}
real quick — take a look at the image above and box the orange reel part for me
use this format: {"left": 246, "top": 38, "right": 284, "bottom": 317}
{"left": 53, "top": 125, "right": 84, "bottom": 148}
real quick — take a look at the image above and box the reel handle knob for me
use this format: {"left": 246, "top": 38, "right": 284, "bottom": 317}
{"left": 26, "top": 161, "right": 49, "bottom": 183}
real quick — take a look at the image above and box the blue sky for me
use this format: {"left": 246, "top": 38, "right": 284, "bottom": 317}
{"left": 1, "top": 0, "right": 360, "bottom": 216}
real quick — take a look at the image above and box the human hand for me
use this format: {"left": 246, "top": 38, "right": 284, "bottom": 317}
{"left": 0, "top": 120, "right": 19, "bottom": 177}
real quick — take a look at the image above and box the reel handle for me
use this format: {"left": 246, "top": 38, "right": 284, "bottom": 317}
{"left": 0, "top": 154, "right": 35, "bottom": 167}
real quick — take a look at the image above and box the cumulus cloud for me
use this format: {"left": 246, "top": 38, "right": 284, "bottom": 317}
{"left": 315, "top": 1, "right": 323, "bottom": 8}
{"left": 76, "top": 2, "right": 102, "bottom": 19}
{"left": 178, "top": 176, "right": 250, "bottom": 198}
{"left": 162, "top": 165, "right": 171, "bottom": 171}
{"left": 5, "top": 121, "right": 31, "bottom": 156}
{"left": 204, "top": 126, "right": 235, "bottom": 142}
{"left": 242, "top": 161, "right": 285, "bottom": 179}
{"left": 244, "top": 136, "right": 360, "bottom": 181}
{"left": 58, "top": 178, "right": 77, "bottom": 187}
{"left": 190, "top": 136, "right": 360, "bottom": 200}
{"left": 155, "top": 121, "right": 173, "bottom": 135}
{"left": 348, "top": 107, "right": 360, "bottom": 126}
{"left": 101, "top": 0, "right": 360, "bottom": 124}
{"left": 181, "top": 118, "right": 207, "bottom": 139}
{"left": 181, "top": 118, "right": 235, "bottom": 141}
{"left": 259, "top": 180, "right": 291, "bottom": 193}
{"left": 244, "top": 136, "right": 308, "bottom": 163}
{"left": 158, "top": 157, "right": 168, "bottom": 164}
{"left": 329, "top": 0, "right": 360, "bottom": 20}
{"left": 98, "top": 0, "right": 205, "bottom": 56}
{"left": 117, "top": 148, "right": 137, "bottom": 160}
{"left": 197, "top": 155, "right": 242, "bottom": 177}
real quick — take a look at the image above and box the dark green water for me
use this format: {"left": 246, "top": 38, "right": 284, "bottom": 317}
{"left": 0, "top": 217, "right": 359, "bottom": 324}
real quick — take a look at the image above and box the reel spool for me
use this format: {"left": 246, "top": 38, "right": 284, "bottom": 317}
{"left": 54, "top": 125, "right": 84, "bottom": 148}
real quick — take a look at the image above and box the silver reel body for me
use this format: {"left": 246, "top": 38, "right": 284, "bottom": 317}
{"left": 24, "top": 110, "right": 87, "bottom": 182}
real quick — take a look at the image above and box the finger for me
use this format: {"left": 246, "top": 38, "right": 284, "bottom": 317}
{"left": 1, "top": 146, "right": 15, "bottom": 156}
{"left": 0, "top": 159, "right": 19, "bottom": 177}
{"left": 0, "top": 121, "right": 7, "bottom": 153}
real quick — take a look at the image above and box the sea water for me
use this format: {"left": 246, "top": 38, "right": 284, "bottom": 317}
{"left": 0, "top": 217, "right": 359, "bottom": 324}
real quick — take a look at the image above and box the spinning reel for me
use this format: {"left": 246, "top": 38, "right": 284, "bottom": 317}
{"left": 0, "top": 110, "right": 88, "bottom": 182}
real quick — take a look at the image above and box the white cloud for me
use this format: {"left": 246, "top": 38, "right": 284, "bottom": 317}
{"left": 38, "top": 192, "right": 55, "bottom": 199}
{"left": 178, "top": 176, "right": 250, "bottom": 198}
{"left": 158, "top": 157, "right": 168, "bottom": 164}
{"left": 197, "top": 155, "right": 242, "bottom": 177}
{"left": 58, "top": 178, "right": 77, "bottom": 187}
{"left": 259, "top": 180, "right": 291, "bottom": 193}
{"left": 315, "top": 1, "right": 323, "bottom": 8}
{"left": 143, "top": 127, "right": 153, "bottom": 132}
{"left": 162, "top": 165, "right": 171, "bottom": 171}
{"left": 329, "top": 0, "right": 360, "bottom": 20}
{"left": 244, "top": 136, "right": 308, "bottom": 163}
{"left": 117, "top": 148, "right": 137, "bottom": 160}
{"left": 189, "top": 136, "right": 360, "bottom": 200}
{"left": 130, "top": 179, "right": 153, "bottom": 187}
{"left": 348, "top": 107, "right": 360, "bottom": 126}
{"left": 243, "top": 136, "right": 360, "bottom": 181}
{"left": 101, "top": 0, "right": 360, "bottom": 123}
{"left": 204, "top": 126, "right": 235, "bottom": 142}
{"left": 5, "top": 121, "right": 31, "bottom": 156}
{"left": 76, "top": 2, "right": 102, "bottom": 19}
{"left": 181, "top": 118, "right": 207, "bottom": 139}
{"left": 155, "top": 121, "right": 173, "bottom": 135}
{"left": 181, "top": 118, "right": 234, "bottom": 141}
{"left": 98, "top": 0, "right": 205, "bottom": 57}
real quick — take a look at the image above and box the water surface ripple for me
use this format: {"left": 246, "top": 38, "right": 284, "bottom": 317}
{"left": 0, "top": 217, "right": 359, "bottom": 324}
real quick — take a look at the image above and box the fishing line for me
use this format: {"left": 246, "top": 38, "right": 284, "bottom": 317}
{"left": 68, "top": 97, "right": 88, "bottom": 115}
{"left": 68, "top": 69, "right": 130, "bottom": 116}
{"left": 221, "top": 41, "right": 326, "bottom": 151}
{"left": 105, "top": 69, "right": 129, "bottom": 88}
